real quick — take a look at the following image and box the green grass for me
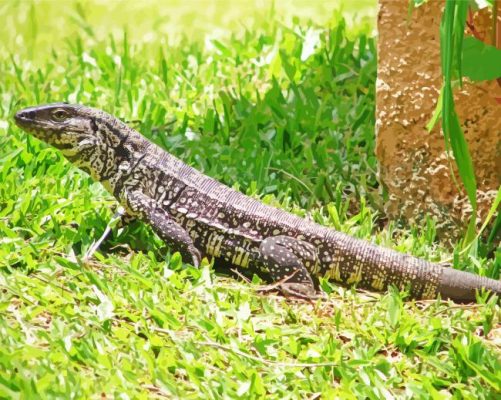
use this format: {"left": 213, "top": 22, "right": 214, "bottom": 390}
{"left": 0, "top": 1, "right": 500, "bottom": 398}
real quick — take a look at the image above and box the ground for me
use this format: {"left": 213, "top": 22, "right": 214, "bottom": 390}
{"left": 0, "top": 1, "right": 499, "bottom": 398}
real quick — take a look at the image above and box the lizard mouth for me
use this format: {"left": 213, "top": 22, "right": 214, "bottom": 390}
{"left": 13, "top": 109, "right": 50, "bottom": 135}
{"left": 14, "top": 108, "right": 58, "bottom": 137}
{"left": 14, "top": 110, "right": 36, "bottom": 129}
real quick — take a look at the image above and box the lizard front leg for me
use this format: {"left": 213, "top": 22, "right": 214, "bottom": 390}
{"left": 259, "top": 235, "right": 319, "bottom": 299}
{"left": 124, "top": 190, "right": 201, "bottom": 267}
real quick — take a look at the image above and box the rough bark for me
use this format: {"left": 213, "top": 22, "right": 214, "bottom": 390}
{"left": 376, "top": 0, "right": 501, "bottom": 239}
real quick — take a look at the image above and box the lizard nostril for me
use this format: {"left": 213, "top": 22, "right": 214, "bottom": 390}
{"left": 15, "top": 111, "right": 35, "bottom": 121}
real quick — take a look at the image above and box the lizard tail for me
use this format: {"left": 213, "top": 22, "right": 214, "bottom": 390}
{"left": 324, "top": 231, "right": 500, "bottom": 302}
{"left": 437, "top": 267, "right": 501, "bottom": 302}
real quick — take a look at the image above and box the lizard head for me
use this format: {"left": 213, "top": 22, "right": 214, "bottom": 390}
{"left": 14, "top": 103, "right": 97, "bottom": 151}
{"left": 14, "top": 103, "right": 145, "bottom": 183}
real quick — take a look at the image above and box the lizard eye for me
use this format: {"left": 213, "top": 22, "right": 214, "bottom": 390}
{"left": 51, "top": 109, "right": 70, "bottom": 121}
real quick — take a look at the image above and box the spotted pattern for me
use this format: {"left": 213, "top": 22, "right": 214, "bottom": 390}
{"left": 16, "top": 103, "right": 501, "bottom": 301}
{"left": 126, "top": 190, "right": 201, "bottom": 266}
{"left": 258, "top": 236, "right": 317, "bottom": 297}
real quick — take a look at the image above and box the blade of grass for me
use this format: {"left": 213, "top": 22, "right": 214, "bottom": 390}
{"left": 486, "top": 187, "right": 501, "bottom": 247}
{"left": 492, "top": 0, "right": 498, "bottom": 46}
{"left": 440, "top": 0, "right": 478, "bottom": 244}
{"left": 426, "top": 86, "right": 443, "bottom": 132}
{"left": 454, "top": 1, "right": 469, "bottom": 87}
{"left": 441, "top": 186, "right": 501, "bottom": 263}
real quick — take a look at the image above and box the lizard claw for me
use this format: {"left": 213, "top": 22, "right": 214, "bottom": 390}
{"left": 279, "top": 283, "right": 324, "bottom": 301}
{"left": 189, "top": 246, "right": 202, "bottom": 268}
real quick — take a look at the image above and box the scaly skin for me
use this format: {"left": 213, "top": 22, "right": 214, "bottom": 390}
{"left": 14, "top": 103, "right": 501, "bottom": 302}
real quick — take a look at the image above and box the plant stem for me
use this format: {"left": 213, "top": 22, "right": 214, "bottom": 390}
{"left": 493, "top": 0, "right": 498, "bottom": 46}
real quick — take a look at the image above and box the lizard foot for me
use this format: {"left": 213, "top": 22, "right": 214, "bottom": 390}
{"left": 279, "top": 283, "right": 324, "bottom": 300}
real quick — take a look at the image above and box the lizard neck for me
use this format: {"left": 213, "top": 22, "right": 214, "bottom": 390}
{"left": 64, "top": 116, "right": 156, "bottom": 196}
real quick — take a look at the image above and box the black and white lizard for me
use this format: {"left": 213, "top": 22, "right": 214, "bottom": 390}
{"left": 14, "top": 103, "right": 501, "bottom": 302}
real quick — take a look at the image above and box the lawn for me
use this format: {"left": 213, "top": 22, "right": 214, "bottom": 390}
{"left": 0, "top": 0, "right": 500, "bottom": 398}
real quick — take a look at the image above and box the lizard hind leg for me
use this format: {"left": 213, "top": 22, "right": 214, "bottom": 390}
{"left": 258, "top": 235, "right": 319, "bottom": 299}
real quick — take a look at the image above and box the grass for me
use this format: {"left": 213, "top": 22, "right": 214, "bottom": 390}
{"left": 0, "top": 0, "right": 499, "bottom": 398}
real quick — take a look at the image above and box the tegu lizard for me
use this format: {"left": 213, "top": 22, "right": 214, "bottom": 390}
{"left": 13, "top": 103, "right": 501, "bottom": 302}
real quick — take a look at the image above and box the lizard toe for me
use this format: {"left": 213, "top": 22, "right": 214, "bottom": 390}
{"left": 279, "top": 282, "right": 321, "bottom": 300}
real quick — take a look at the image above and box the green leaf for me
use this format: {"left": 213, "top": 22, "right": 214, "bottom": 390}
{"left": 387, "top": 289, "right": 402, "bottom": 328}
{"left": 442, "top": 87, "right": 477, "bottom": 210}
{"left": 408, "top": 0, "right": 428, "bottom": 19}
{"left": 440, "top": 1, "right": 478, "bottom": 242}
{"left": 426, "top": 86, "right": 443, "bottom": 132}
{"left": 462, "top": 36, "right": 501, "bottom": 81}
{"left": 453, "top": 1, "right": 468, "bottom": 84}
{"left": 486, "top": 187, "right": 501, "bottom": 246}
